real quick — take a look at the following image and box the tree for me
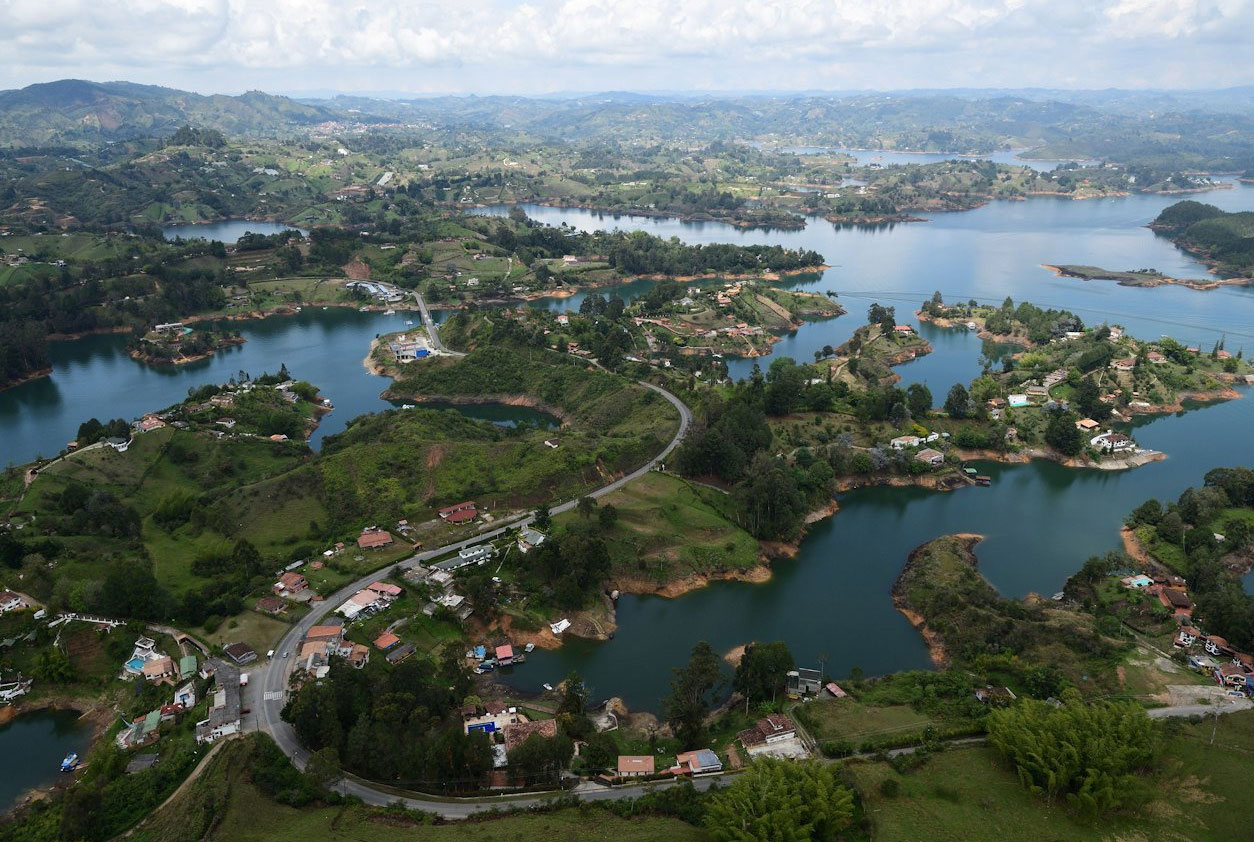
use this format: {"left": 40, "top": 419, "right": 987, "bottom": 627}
{"left": 665, "top": 641, "right": 723, "bottom": 748}
{"left": 598, "top": 504, "right": 619, "bottom": 530}
{"left": 906, "top": 383, "right": 932, "bottom": 417}
{"left": 705, "top": 759, "right": 854, "bottom": 842}
{"left": 733, "top": 641, "right": 794, "bottom": 707}
{"left": 987, "top": 693, "right": 1158, "bottom": 818}
{"left": 1044, "top": 411, "right": 1084, "bottom": 456}
{"left": 532, "top": 504, "right": 552, "bottom": 532}
{"left": 557, "top": 670, "right": 589, "bottom": 717}
{"left": 943, "top": 383, "right": 971, "bottom": 418}
{"left": 305, "top": 746, "right": 343, "bottom": 791}
{"left": 507, "top": 732, "right": 573, "bottom": 785}
{"left": 576, "top": 496, "right": 598, "bottom": 520}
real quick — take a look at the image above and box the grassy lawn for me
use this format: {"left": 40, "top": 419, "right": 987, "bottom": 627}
{"left": 796, "top": 697, "right": 936, "bottom": 746}
{"left": 849, "top": 710, "right": 1254, "bottom": 842}
{"left": 563, "top": 472, "right": 759, "bottom": 586}
{"left": 198, "top": 610, "right": 292, "bottom": 655}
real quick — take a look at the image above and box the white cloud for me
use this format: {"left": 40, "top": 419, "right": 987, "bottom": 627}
{"left": 0, "top": 0, "right": 1251, "bottom": 92}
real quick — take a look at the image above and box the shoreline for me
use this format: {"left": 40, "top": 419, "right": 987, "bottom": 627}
{"left": 0, "top": 367, "right": 53, "bottom": 394}
{"left": 914, "top": 310, "right": 1035, "bottom": 348}
{"left": 526, "top": 200, "right": 808, "bottom": 231}
{"left": 1041, "top": 263, "right": 1253, "bottom": 292}
{"left": 127, "top": 335, "right": 248, "bottom": 368}
{"left": 892, "top": 533, "right": 986, "bottom": 667}
{"left": 1, "top": 696, "right": 114, "bottom": 814}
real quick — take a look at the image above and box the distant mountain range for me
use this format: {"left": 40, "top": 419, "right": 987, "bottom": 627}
{"left": 0, "top": 79, "right": 346, "bottom": 147}
{"left": 2, "top": 80, "right": 1253, "bottom": 169}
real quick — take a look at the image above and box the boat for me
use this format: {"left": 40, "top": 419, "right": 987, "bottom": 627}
{"left": 542, "top": 683, "right": 554, "bottom": 691}
{"left": 966, "top": 321, "right": 978, "bottom": 331}
{"left": 405, "top": 320, "right": 414, "bottom": 326}
{"left": 401, "top": 404, "right": 415, "bottom": 410}
{"left": 974, "top": 475, "right": 992, "bottom": 486}
{"left": 524, "top": 642, "right": 535, "bottom": 653}
{"left": 60, "top": 752, "right": 79, "bottom": 772}
{"left": 383, "top": 309, "right": 395, "bottom": 316}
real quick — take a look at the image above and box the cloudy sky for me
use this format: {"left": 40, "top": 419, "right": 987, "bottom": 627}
{"left": 3, "top": 0, "right": 1252, "bottom": 95}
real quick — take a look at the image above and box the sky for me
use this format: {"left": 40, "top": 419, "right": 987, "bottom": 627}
{"left": 2, "top": 0, "right": 1253, "bottom": 96}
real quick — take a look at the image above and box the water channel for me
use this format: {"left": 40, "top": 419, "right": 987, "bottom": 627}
{"left": 3, "top": 187, "right": 1254, "bottom": 712}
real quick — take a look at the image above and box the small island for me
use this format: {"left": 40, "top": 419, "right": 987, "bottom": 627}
{"left": 126, "top": 322, "right": 246, "bottom": 366}
{"left": 1043, "top": 264, "right": 1253, "bottom": 291}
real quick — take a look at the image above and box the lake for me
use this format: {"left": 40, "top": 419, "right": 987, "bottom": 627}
{"left": 0, "top": 709, "right": 93, "bottom": 811}
{"left": 162, "top": 220, "right": 307, "bottom": 242}
{"left": 5, "top": 185, "right": 1254, "bottom": 713}
{"left": 471, "top": 181, "right": 1254, "bottom": 382}
{"left": 0, "top": 307, "right": 550, "bottom": 465}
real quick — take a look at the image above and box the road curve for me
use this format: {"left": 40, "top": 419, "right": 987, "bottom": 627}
{"left": 258, "top": 377, "right": 692, "bottom": 816}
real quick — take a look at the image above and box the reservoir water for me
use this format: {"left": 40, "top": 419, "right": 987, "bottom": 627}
{"left": 4, "top": 186, "right": 1254, "bottom": 711}
{"left": 0, "top": 709, "right": 93, "bottom": 811}
{"left": 162, "top": 220, "right": 307, "bottom": 242}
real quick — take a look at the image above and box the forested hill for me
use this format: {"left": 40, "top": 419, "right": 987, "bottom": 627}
{"left": 0, "top": 80, "right": 347, "bottom": 146}
{"left": 1152, "top": 201, "right": 1254, "bottom": 277}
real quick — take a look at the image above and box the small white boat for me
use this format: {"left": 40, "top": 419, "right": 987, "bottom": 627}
{"left": 966, "top": 321, "right": 977, "bottom": 331}
{"left": 383, "top": 309, "right": 395, "bottom": 316}
{"left": 401, "top": 404, "right": 415, "bottom": 410}
{"left": 405, "top": 320, "right": 414, "bottom": 326}
{"left": 524, "top": 642, "right": 536, "bottom": 653}
{"left": 542, "top": 683, "right": 554, "bottom": 691}
{"left": 60, "top": 752, "right": 79, "bottom": 772}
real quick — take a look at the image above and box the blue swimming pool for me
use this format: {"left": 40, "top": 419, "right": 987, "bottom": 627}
{"left": 126, "top": 657, "right": 145, "bottom": 672}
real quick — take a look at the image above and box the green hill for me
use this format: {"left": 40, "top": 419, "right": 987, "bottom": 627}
{"left": 1153, "top": 201, "right": 1254, "bottom": 276}
{"left": 0, "top": 79, "right": 346, "bottom": 146}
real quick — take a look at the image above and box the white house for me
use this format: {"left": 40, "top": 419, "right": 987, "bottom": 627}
{"left": 0, "top": 591, "right": 28, "bottom": 613}
{"left": 457, "top": 545, "right": 495, "bottom": 565}
{"left": 1091, "top": 431, "right": 1136, "bottom": 453}
{"left": 890, "top": 435, "right": 921, "bottom": 450}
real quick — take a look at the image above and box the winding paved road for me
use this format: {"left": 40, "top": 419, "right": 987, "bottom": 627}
{"left": 258, "top": 377, "right": 692, "bottom": 816}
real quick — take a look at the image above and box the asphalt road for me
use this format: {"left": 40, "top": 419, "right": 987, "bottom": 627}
{"left": 1147, "top": 698, "right": 1254, "bottom": 718}
{"left": 411, "top": 291, "right": 462, "bottom": 355}
{"left": 258, "top": 378, "right": 692, "bottom": 816}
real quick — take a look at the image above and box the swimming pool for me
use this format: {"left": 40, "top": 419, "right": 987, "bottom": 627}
{"left": 126, "top": 657, "right": 145, "bottom": 672}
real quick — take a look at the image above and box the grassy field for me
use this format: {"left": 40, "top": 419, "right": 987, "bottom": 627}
{"left": 558, "top": 472, "right": 761, "bottom": 587}
{"left": 797, "top": 698, "right": 936, "bottom": 746}
{"left": 197, "top": 610, "right": 292, "bottom": 656}
{"left": 850, "top": 710, "right": 1254, "bottom": 842}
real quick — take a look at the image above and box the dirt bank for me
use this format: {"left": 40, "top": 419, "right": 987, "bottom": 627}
{"left": 613, "top": 565, "right": 773, "bottom": 600}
